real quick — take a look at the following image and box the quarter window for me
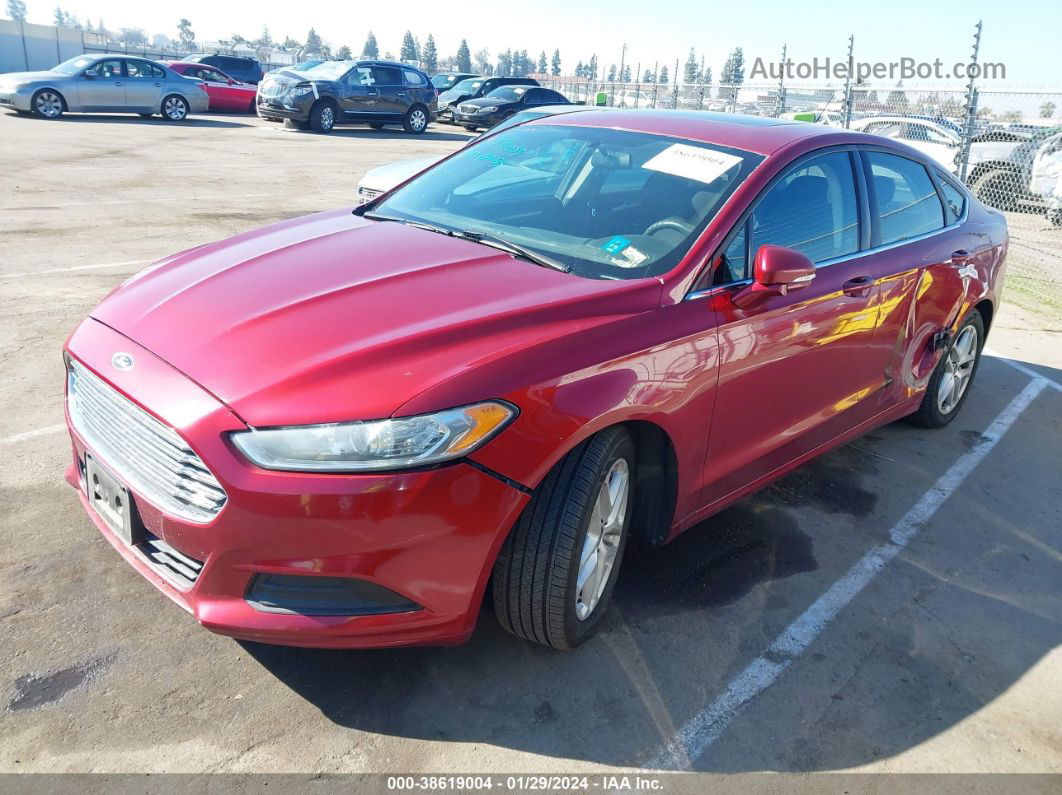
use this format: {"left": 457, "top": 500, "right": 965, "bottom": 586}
{"left": 402, "top": 70, "right": 426, "bottom": 86}
{"left": 868, "top": 152, "right": 944, "bottom": 244}
{"left": 936, "top": 172, "right": 966, "bottom": 224}
{"left": 751, "top": 151, "right": 860, "bottom": 264}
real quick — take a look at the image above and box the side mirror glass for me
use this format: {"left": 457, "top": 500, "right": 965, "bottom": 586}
{"left": 732, "top": 244, "right": 816, "bottom": 309}
{"left": 82, "top": 70, "right": 95, "bottom": 79}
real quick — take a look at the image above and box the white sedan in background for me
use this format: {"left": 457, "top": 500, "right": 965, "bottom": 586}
{"left": 356, "top": 104, "right": 604, "bottom": 204}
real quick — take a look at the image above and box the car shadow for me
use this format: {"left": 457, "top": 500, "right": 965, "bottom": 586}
{"left": 279, "top": 125, "right": 474, "bottom": 143}
{"left": 240, "top": 361, "right": 1060, "bottom": 770}
{"left": 8, "top": 112, "right": 253, "bottom": 128}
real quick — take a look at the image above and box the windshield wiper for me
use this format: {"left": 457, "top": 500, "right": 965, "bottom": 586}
{"left": 362, "top": 212, "right": 456, "bottom": 238}
{"left": 459, "top": 231, "right": 571, "bottom": 273}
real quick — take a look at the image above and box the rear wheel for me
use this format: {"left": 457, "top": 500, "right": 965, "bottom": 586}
{"left": 911, "top": 311, "right": 984, "bottom": 428}
{"left": 493, "top": 428, "right": 635, "bottom": 649}
{"left": 161, "top": 94, "right": 189, "bottom": 121}
{"left": 32, "top": 89, "right": 64, "bottom": 119}
{"left": 309, "top": 100, "right": 336, "bottom": 133}
{"left": 403, "top": 105, "right": 428, "bottom": 135}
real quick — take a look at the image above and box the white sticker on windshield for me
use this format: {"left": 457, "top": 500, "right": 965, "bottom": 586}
{"left": 643, "top": 144, "right": 743, "bottom": 185}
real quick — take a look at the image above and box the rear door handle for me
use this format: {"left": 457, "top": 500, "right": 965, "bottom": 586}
{"left": 842, "top": 275, "right": 875, "bottom": 297}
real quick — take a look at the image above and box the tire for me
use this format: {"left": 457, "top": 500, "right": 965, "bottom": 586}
{"left": 493, "top": 428, "right": 635, "bottom": 650}
{"left": 403, "top": 105, "right": 429, "bottom": 135}
{"left": 971, "top": 168, "right": 1017, "bottom": 211}
{"left": 31, "top": 89, "right": 64, "bottom": 119}
{"left": 309, "top": 100, "right": 336, "bottom": 133}
{"left": 247, "top": 99, "right": 257, "bottom": 114}
{"left": 283, "top": 118, "right": 309, "bottom": 130}
{"left": 462, "top": 124, "right": 478, "bottom": 132}
{"left": 910, "top": 310, "right": 985, "bottom": 428}
{"left": 161, "top": 94, "right": 189, "bottom": 121}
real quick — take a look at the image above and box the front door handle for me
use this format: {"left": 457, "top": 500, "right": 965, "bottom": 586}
{"left": 842, "top": 275, "right": 875, "bottom": 297}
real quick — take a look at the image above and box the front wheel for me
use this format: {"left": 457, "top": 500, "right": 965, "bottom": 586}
{"left": 911, "top": 310, "right": 985, "bottom": 428}
{"left": 403, "top": 105, "right": 428, "bottom": 135}
{"left": 162, "top": 94, "right": 189, "bottom": 121}
{"left": 32, "top": 89, "right": 64, "bottom": 118}
{"left": 309, "top": 100, "right": 336, "bottom": 133}
{"left": 493, "top": 428, "right": 635, "bottom": 649}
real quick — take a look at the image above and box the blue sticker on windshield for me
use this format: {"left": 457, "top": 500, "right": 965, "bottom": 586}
{"left": 602, "top": 236, "right": 631, "bottom": 256}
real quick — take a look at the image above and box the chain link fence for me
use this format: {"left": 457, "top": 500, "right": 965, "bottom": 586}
{"left": 541, "top": 76, "right": 1062, "bottom": 321}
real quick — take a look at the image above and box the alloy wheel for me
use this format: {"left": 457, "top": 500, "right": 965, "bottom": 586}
{"left": 164, "top": 97, "right": 188, "bottom": 120}
{"left": 410, "top": 109, "right": 427, "bottom": 132}
{"left": 321, "top": 106, "right": 334, "bottom": 130}
{"left": 937, "top": 324, "right": 978, "bottom": 414}
{"left": 575, "top": 458, "right": 629, "bottom": 621}
{"left": 35, "top": 91, "right": 62, "bottom": 118}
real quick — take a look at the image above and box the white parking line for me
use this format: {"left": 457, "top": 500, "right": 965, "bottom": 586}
{"left": 986, "top": 348, "right": 1062, "bottom": 392}
{"left": 0, "top": 259, "right": 146, "bottom": 279}
{"left": 0, "top": 424, "right": 66, "bottom": 445}
{"left": 645, "top": 374, "right": 1048, "bottom": 770}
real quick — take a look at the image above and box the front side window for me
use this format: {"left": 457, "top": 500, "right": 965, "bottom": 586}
{"left": 868, "top": 151, "right": 944, "bottom": 244}
{"left": 371, "top": 124, "right": 762, "bottom": 280}
{"left": 89, "top": 59, "right": 123, "bottom": 79}
{"left": 751, "top": 151, "right": 860, "bottom": 264}
{"left": 345, "top": 67, "right": 375, "bottom": 87}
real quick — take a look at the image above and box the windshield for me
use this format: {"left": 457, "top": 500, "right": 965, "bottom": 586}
{"left": 450, "top": 78, "right": 482, "bottom": 94}
{"left": 295, "top": 59, "right": 323, "bottom": 70}
{"left": 53, "top": 55, "right": 97, "bottom": 75}
{"left": 303, "top": 61, "right": 353, "bottom": 80}
{"left": 432, "top": 74, "right": 461, "bottom": 89}
{"left": 482, "top": 109, "right": 552, "bottom": 136}
{"left": 488, "top": 86, "right": 529, "bottom": 102}
{"left": 373, "top": 124, "right": 762, "bottom": 280}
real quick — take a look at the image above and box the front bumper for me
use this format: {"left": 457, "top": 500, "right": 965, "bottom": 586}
{"left": 64, "top": 318, "right": 530, "bottom": 648}
{"left": 0, "top": 89, "right": 32, "bottom": 112}
{"left": 453, "top": 109, "right": 501, "bottom": 128}
{"left": 256, "top": 93, "right": 312, "bottom": 122}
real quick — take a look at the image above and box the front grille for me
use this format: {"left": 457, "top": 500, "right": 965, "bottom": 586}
{"left": 459, "top": 103, "right": 479, "bottom": 115}
{"left": 67, "top": 360, "right": 227, "bottom": 524}
{"left": 140, "top": 533, "right": 204, "bottom": 589}
{"left": 258, "top": 81, "right": 286, "bottom": 98}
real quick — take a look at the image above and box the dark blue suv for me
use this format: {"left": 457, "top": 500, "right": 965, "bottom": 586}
{"left": 257, "top": 60, "right": 438, "bottom": 135}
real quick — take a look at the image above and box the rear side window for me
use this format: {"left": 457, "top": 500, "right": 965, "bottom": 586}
{"left": 402, "top": 70, "right": 426, "bottom": 86}
{"left": 868, "top": 152, "right": 944, "bottom": 244}
{"left": 751, "top": 151, "right": 860, "bottom": 263}
{"left": 541, "top": 90, "right": 567, "bottom": 103}
{"left": 372, "top": 66, "right": 402, "bottom": 85}
{"left": 936, "top": 172, "right": 966, "bottom": 224}
{"left": 127, "top": 61, "right": 164, "bottom": 79}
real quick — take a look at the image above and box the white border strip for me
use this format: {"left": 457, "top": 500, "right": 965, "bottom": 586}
{"left": 0, "top": 260, "right": 146, "bottom": 279}
{"left": 646, "top": 375, "right": 1048, "bottom": 770}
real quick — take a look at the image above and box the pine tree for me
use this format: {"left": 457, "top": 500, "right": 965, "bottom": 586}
{"left": 7, "top": 0, "right": 27, "bottom": 22}
{"left": 551, "top": 49, "right": 561, "bottom": 76}
{"left": 474, "top": 48, "right": 491, "bottom": 74}
{"left": 575, "top": 61, "right": 584, "bottom": 79}
{"left": 721, "top": 47, "right": 745, "bottom": 85}
{"left": 659, "top": 64, "right": 669, "bottom": 84}
{"left": 684, "top": 48, "right": 699, "bottom": 83}
{"left": 497, "top": 49, "right": 513, "bottom": 77}
{"left": 255, "top": 25, "right": 272, "bottom": 48}
{"left": 537, "top": 51, "right": 547, "bottom": 74}
{"left": 363, "top": 31, "right": 379, "bottom": 58}
{"left": 423, "top": 35, "right": 438, "bottom": 71}
{"left": 400, "top": 30, "right": 418, "bottom": 62}
{"left": 305, "top": 28, "right": 323, "bottom": 55}
{"left": 701, "top": 65, "right": 712, "bottom": 85}
{"left": 621, "top": 64, "right": 631, "bottom": 81}
{"left": 456, "top": 39, "right": 472, "bottom": 72}
{"left": 53, "top": 7, "right": 67, "bottom": 27}
{"left": 337, "top": 45, "right": 352, "bottom": 60}
{"left": 607, "top": 64, "right": 616, "bottom": 81}
{"left": 643, "top": 68, "right": 654, "bottom": 83}
{"left": 588, "top": 55, "right": 598, "bottom": 81}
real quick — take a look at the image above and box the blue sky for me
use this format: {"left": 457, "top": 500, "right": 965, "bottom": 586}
{"left": 23, "top": 0, "right": 1062, "bottom": 87}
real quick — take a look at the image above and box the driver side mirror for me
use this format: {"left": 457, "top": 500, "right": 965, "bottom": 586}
{"left": 82, "top": 70, "right": 96, "bottom": 79}
{"left": 731, "top": 244, "right": 815, "bottom": 309}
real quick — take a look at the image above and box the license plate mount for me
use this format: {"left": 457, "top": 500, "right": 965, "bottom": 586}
{"left": 84, "top": 454, "right": 141, "bottom": 546}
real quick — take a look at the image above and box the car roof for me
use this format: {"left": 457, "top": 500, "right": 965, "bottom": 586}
{"left": 528, "top": 109, "right": 856, "bottom": 155}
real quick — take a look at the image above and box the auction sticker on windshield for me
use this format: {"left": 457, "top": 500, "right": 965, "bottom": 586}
{"left": 643, "top": 143, "right": 744, "bottom": 184}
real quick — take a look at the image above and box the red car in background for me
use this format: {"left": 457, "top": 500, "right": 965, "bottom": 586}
{"left": 62, "top": 112, "right": 1006, "bottom": 651}
{"left": 166, "top": 62, "right": 257, "bottom": 112}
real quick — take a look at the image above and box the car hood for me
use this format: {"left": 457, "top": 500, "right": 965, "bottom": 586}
{"left": 460, "top": 97, "right": 513, "bottom": 109}
{"left": 0, "top": 70, "right": 64, "bottom": 83}
{"left": 360, "top": 156, "right": 443, "bottom": 190}
{"left": 90, "top": 208, "right": 658, "bottom": 427}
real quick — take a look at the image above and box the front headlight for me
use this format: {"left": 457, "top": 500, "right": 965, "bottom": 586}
{"left": 477, "top": 106, "right": 498, "bottom": 114}
{"left": 230, "top": 401, "right": 516, "bottom": 472}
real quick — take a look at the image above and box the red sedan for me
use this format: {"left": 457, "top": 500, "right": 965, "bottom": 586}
{"left": 63, "top": 112, "right": 1006, "bottom": 650}
{"left": 166, "top": 62, "right": 257, "bottom": 112}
